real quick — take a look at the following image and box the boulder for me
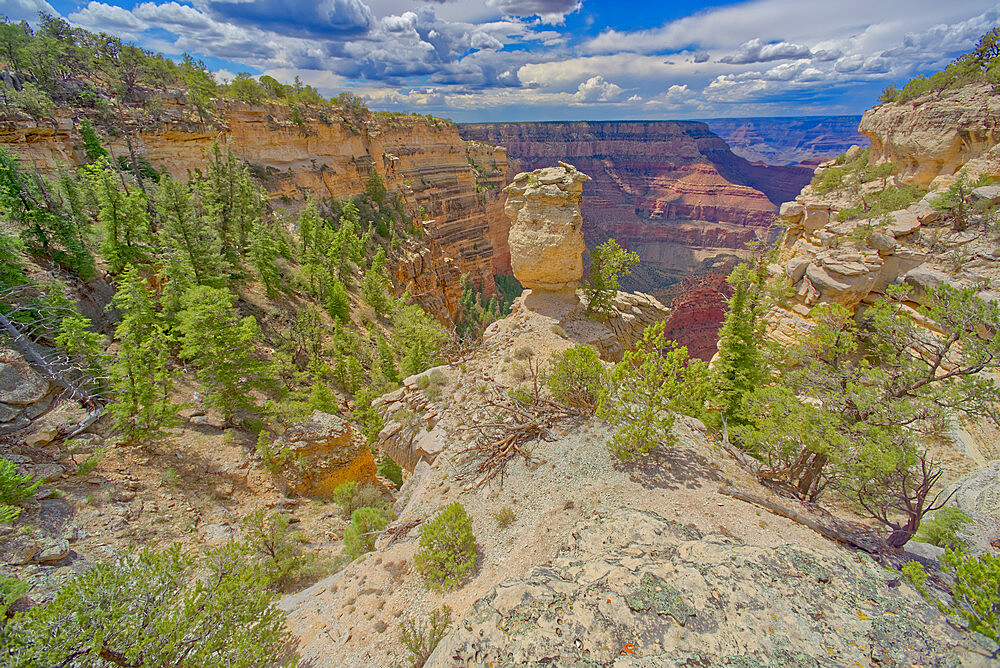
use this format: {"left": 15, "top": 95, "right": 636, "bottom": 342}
{"left": 972, "top": 184, "right": 1000, "bottom": 206}
{"left": 504, "top": 162, "right": 590, "bottom": 292}
{"left": 943, "top": 460, "right": 1000, "bottom": 554}
{"left": 886, "top": 209, "right": 921, "bottom": 238}
{"left": 0, "top": 349, "right": 49, "bottom": 406}
{"left": 802, "top": 204, "right": 829, "bottom": 231}
{"left": 785, "top": 258, "right": 810, "bottom": 283}
{"left": 779, "top": 201, "right": 805, "bottom": 223}
{"left": 903, "top": 266, "right": 962, "bottom": 302}
{"left": 35, "top": 538, "right": 70, "bottom": 564}
{"left": 271, "top": 411, "right": 377, "bottom": 497}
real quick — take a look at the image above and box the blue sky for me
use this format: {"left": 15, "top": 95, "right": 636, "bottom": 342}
{"left": 6, "top": 0, "right": 1000, "bottom": 121}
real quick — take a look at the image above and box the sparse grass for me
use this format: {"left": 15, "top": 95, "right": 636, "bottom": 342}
{"left": 550, "top": 324, "right": 567, "bottom": 337}
{"left": 493, "top": 506, "right": 516, "bottom": 528}
{"left": 75, "top": 451, "right": 105, "bottom": 476}
{"left": 400, "top": 605, "right": 452, "bottom": 667}
{"left": 161, "top": 467, "right": 180, "bottom": 487}
{"left": 513, "top": 346, "right": 534, "bottom": 360}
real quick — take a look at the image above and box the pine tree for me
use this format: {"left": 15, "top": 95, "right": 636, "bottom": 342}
{"left": 106, "top": 264, "right": 178, "bottom": 442}
{"left": 197, "top": 141, "right": 265, "bottom": 256}
{"left": 324, "top": 276, "right": 350, "bottom": 322}
{"left": 249, "top": 217, "right": 283, "bottom": 298}
{"left": 84, "top": 161, "right": 152, "bottom": 274}
{"left": 714, "top": 261, "right": 769, "bottom": 425}
{"left": 361, "top": 247, "right": 393, "bottom": 316}
{"left": 155, "top": 174, "right": 229, "bottom": 286}
{"left": 176, "top": 285, "right": 271, "bottom": 420}
{"left": 78, "top": 118, "right": 109, "bottom": 163}
{"left": 376, "top": 334, "right": 400, "bottom": 384}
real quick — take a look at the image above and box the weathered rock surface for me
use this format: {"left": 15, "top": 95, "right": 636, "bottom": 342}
{"left": 944, "top": 460, "right": 1000, "bottom": 554}
{"left": 270, "top": 411, "right": 377, "bottom": 496}
{"left": 430, "top": 508, "right": 994, "bottom": 666}
{"left": 504, "top": 162, "right": 590, "bottom": 292}
{"left": 372, "top": 366, "right": 451, "bottom": 472}
{"left": 0, "top": 348, "right": 53, "bottom": 435}
{"left": 860, "top": 83, "right": 1000, "bottom": 186}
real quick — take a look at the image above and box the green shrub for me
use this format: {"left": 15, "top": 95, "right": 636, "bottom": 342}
{"left": 331, "top": 481, "right": 393, "bottom": 519}
{"left": 584, "top": 238, "right": 639, "bottom": 318}
{"left": 378, "top": 455, "right": 404, "bottom": 489}
{"left": 513, "top": 346, "right": 534, "bottom": 361}
{"left": 343, "top": 506, "right": 389, "bottom": 559}
{"left": 4, "top": 545, "right": 293, "bottom": 666}
{"left": 597, "top": 323, "right": 702, "bottom": 461}
{"left": 400, "top": 605, "right": 452, "bottom": 667}
{"left": 0, "top": 458, "right": 40, "bottom": 507}
{"left": 905, "top": 548, "right": 1000, "bottom": 652}
{"left": 240, "top": 509, "right": 307, "bottom": 590}
{"left": 546, "top": 345, "right": 607, "bottom": 411}
{"left": 916, "top": 507, "right": 974, "bottom": 550}
{"left": 414, "top": 502, "right": 477, "bottom": 590}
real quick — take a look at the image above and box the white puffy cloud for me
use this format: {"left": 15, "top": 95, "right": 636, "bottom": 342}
{"left": 487, "top": 0, "right": 581, "bottom": 24}
{"left": 719, "top": 38, "right": 811, "bottom": 64}
{"left": 2, "top": 0, "right": 57, "bottom": 24}
{"left": 573, "top": 75, "right": 625, "bottom": 102}
{"left": 69, "top": 1, "right": 148, "bottom": 32}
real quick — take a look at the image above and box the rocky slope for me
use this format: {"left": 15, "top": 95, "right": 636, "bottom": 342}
{"left": 706, "top": 115, "right": 867, "bottom": 166}
{"left": 460, "top": 121, "right": 813, "bottom": 297}
{"left": 0, "top": 100, "right": 507, "bottom": 322}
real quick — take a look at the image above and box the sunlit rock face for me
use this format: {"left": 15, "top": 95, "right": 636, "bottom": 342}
{"left": 504, "top": 162, "right": 590, "bottom": 293}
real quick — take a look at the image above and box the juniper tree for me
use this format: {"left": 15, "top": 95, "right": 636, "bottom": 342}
{"left": 584, "top": 238, "right": 638, "bottom": 318}
{"left": 176, "top": 285, "right": 271, "bottom": 420}
{"left": 106, "top": 264, "right": 178, "bottom": 443}
{"left": 714, "top": 260, "right": 770, "bottom": 425}
{"left": 739, "top": 284, "right": 1000, "bottom": 546}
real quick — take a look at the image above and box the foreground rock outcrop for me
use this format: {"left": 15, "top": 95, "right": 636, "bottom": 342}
{"left": 0, "top": 349, "right": 53, "bottom": 435}
{"left": 430, "top": 508, "right": 994, "bottom": 666}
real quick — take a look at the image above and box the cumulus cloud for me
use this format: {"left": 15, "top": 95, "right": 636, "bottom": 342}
{"left": 488, "top": 0, "right": 581, "bottom": 23}
{"left": 69, "top": 1, "right": 148, "bottom": 32}
{"left": 719, "top": 38, "right": 811, "bottom": 64}
{"left": 573, "top": 75, "right": 625, "bottom": 102}
{"left": 2, "top": 0, "right": 57, "bottom": 24}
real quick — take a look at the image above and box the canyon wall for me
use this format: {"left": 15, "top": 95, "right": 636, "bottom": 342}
{"left": 0, "top": 99, "right": 506, "bottom": 322}
{"left": 460, "top": 121, "right": 812, "bottom": 299}
{"left": 460, "top": 121, "right": 813, "bottom": 355}
{"left": 706, "top": 116, "right": 867, "bottom": 166}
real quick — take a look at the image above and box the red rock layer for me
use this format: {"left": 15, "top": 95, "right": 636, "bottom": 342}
{"left": 661, "top": 272, "right": 734, "bottom": 361}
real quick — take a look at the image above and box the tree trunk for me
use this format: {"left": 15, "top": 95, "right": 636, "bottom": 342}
{"left": 887, "top": 515, "right": 920, "bottom": 548}
{"left": 788, "top": 449, "right": 828, "bottom": 500}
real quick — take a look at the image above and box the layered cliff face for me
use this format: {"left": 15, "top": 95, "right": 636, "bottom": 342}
{"left": 706, "top": 116, "right": 867, "bottom": 166}
{"left": 0, "top": 100, "right": 507, "bottom": 322}
{"left": 661, "top": 272, "right": 734, "bottom": 360}
{"left": 860, "top": 83, "right": 1000, "bottom": 188}
{"left": 460, "top": 121, "right": 812, "bottom": 300}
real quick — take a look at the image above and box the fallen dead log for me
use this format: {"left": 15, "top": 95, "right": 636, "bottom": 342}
{"left": 718, "top": 484, "right": 883, "bottom": 554}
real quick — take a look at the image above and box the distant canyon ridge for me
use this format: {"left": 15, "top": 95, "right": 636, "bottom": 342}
{"left": 460, "top": 117, "right": 866, "bottom": 358}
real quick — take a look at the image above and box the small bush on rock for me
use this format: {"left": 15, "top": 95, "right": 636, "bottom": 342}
{"left": 343, "top": 506, "right": 390, "bottom": 559}
{"left": 332, "top": 481, "right": 393, "bottom": 519}
{"left": 547, "top": 345, "right": 606, "bottom": 411}
{"left": 916, "top": 507, "right": 974, "bottom": 550}
{"left": 414, "top": 502, "right": 477, "bottom": 590}
{"left": 0, "top": 458, "right": 40, "bottom": 522}
{"left": 905, "top": 549, "right": 1000, "bottom": 653}
{"left": 400, "top": 605, "right": 452, "bottom": 667}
